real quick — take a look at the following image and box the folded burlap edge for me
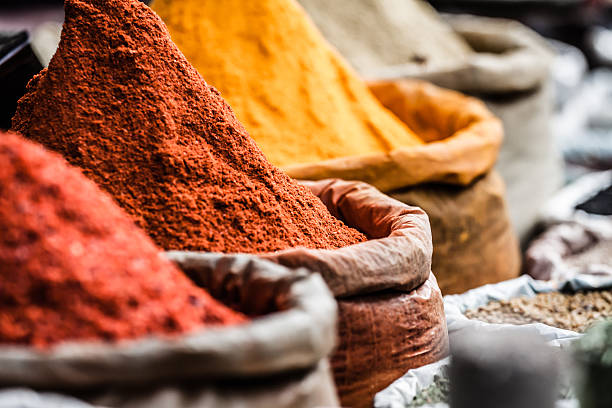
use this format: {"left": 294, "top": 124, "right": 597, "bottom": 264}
{"left": 261, "top": 179, "right": 433, "bottom": 298}
{"left": 0, "top": 253, "right": 337, "bottom": 389}
{"left": 282, "top": 82, "right": 502, "bottom": 192}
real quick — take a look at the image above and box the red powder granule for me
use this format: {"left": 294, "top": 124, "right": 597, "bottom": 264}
{"left": 11, "top": 0, "right": 366, "bottom": 253}
{"left": 0, "top": 132, "right": 246, "bottom": 348}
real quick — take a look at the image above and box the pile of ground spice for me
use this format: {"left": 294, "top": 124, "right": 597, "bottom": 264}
{"left": 11, "top": 0, "right": 366, "bottom": 253}
{"left": 152, "top": 0, "right": 423, "bottom": 168}
{"left": 464, "top": 290, "right": 612, "bottom": 333}
{"left": 0, "top": 132, "right": 246, "bottom": 348}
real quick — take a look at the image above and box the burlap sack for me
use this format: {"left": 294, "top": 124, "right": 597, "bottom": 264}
{"left": 283, "top": 83, "right": 520, "bottom": 296}
{"left": 262, "top": 179, "right": 449, "bottom": 408}
{"left": 0, "top": 254, "right": 339, "bottom": 408}
{"left": 282, "top": 81, "right": 502, "bottom": 193}
{"left": 411, "top": 15, "right": 553, "bottom": 94}
{"left": 334, "top": 273, "right": 447, "bottom": 408}
{"left": 390, "top": 171, "right": 520, "bottom": 295}
{"left": 397, "top": 15, "right": 561, "bottom": 241}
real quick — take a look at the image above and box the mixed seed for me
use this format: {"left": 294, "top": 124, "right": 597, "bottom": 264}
{"left": 464, "top": 290, "right": 612, "bottom": 332}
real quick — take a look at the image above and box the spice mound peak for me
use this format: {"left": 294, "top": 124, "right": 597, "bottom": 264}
{"left": 0, "top": 132, "right": 246, "bottom": 348}
{"left": 11, "top": 0, "right": 366, "bottom": 253}
{"left": 153, "top": 0, "right": 423, "bottom": 168}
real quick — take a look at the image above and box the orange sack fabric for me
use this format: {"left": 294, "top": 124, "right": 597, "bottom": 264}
{"left": 262, "top": 179, "right": 449, "bottom": 408}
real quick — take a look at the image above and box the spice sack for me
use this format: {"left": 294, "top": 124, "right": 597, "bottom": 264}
{"left": 0, "top": 131, "right": 338, "bottom": 407}
{"left": 301, "top": 80, "right": 518, "bottom": 295}
{"left": 0, "top": 253, "right": 340, "bottom": 408}
{"left": 262, "top": 179, "right": 449, "bottom": 408}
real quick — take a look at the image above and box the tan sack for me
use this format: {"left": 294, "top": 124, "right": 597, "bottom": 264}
{"left": 283, "top": 81, "right": 502, "bottom": 192}
{"left": 381, "top": 15, "right": 560, "bottom": 242}
{"left": 0, "top": 254, "right": 339, "bottom": 408}
{"left": 263, "top": 179, "right": 449, "bottom": 408}
{"left": 390, "top": 171, "right": 520, "bottom": 295}
{"left": 297, "top": 0, "right": 473, "bottom": 80}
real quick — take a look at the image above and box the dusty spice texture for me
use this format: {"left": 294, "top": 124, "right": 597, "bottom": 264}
{"left": 0, "top": 132, "right": 246, "bottom": 348}
{"left": 152, "top": 0, "right": 423, "bottom": 168}
{"left": 11, "top": 0, "right": 366, "bottom": 253}
{"left": 465, "top": 290, "right": 612, "bottom": 333}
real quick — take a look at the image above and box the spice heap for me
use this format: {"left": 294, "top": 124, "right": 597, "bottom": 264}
{"left": 465, "top": 290, "right": 612, "bottom": 333}
{"left": 152, "top": 0, "right": 423, "bottom": 168}
{"left": 11, "top": 0, "right": 366, "bottom": 253}
{"left": 0, "top": 132, "right": 246, "bottom": 348}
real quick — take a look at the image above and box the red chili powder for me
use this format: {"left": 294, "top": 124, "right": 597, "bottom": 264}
{"left": 11, "top": 0, "right": 366, "bottom": 253}
{"left": 0, "top": 132, "right": 246, "bottom": 348}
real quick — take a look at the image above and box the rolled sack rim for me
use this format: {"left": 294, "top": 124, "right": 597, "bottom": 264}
{"left": 262, "top": 178, "right": 434, "bottom": 298}
{"left": 0, "top": 253, "right": 337, "bottom": 389}
{"left": 368, "top": 14, "right": 554, "bottom": 94}
{"left": 283, "top": 81, "right": 503, "bottom": 193}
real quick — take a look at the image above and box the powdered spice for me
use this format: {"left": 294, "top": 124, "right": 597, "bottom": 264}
{"left": 152, "top": 0, "right": 423, "bottom": 169}
{"left": 0, "top": 132, "right": 246, "bottom": 348}
{"left": 11, "top": 0, "right": 366, "bottom": 253}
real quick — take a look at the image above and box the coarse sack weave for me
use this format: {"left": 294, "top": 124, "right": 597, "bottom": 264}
{"left": 0, "top": 254, "right": 339, "bottom": 408}
{"left": 390, "top": 171, "right": 520, "bottom": 295}
{"left": 262, "top": 179, "right": 449, "bottom": 408}
{"left": 283, "top": 80, "right": 502, "bottom": 192}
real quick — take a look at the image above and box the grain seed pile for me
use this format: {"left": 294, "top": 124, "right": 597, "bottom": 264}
{"left": 465, "top": 290, "right": 612, "bottom": 332}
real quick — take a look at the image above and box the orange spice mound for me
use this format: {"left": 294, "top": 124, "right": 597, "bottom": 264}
{"left": 12, "top": 0, "right": 366, "bottom": 253}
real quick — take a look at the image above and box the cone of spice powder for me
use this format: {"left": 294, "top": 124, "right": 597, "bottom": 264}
{"left": 0, "top": 132, "right": 246, "bottom": 348}
{"left": 11, "top": 0, "right": 366, "bottom": 254}
{"left": 152, "top": 0, "right": 424, "bottom": 169}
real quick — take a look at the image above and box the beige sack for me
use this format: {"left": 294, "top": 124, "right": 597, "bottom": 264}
{"left": 263, "top": 179, "right": 449, "bottom": 408}
{"left": 414, "top": 15, "right": 553, "bottom": 93}
{"left": 0, "top": 254, "right": 339, "bottom": 408}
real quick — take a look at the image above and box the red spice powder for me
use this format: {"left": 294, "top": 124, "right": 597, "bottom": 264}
{"left": 11, "top": 0, "right": 366, "bottom": 253}
{"left": 0, "top": 132, "right": 246, "bottom": 348}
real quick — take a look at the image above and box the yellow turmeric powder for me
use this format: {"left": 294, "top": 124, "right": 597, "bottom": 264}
{"left": 152, "top": 0, "right": 423, "bottom": 168}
